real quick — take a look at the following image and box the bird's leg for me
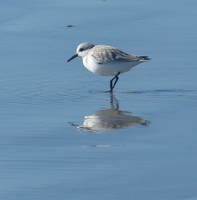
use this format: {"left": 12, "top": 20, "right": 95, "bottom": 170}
{"left": 110, "top": 72, "right": 120, "bottom": 92}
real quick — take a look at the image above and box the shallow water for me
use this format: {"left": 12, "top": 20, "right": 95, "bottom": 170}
{"left": 1, "top": 0, "right": 197, "bottom": 199}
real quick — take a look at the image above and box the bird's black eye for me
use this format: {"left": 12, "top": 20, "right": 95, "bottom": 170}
{"left": 79, "top": 48, "right": 84, "bottom": 52}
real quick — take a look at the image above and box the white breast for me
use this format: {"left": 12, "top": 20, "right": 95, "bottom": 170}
{"left": 83, "top": 55, "right": 140, "bottom": 76}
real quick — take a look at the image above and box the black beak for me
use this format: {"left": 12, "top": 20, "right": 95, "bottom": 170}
{"left": 67, "top": 54, "right": 78, "bottom": 62}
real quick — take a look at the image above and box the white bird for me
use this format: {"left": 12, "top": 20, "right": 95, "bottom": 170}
{"left": 67, "top": 42, "right": 151, "bottom": 92}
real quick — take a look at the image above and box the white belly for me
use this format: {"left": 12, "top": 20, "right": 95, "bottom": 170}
{"left": 83, "top": 55, "right": 140, "bottom": 76}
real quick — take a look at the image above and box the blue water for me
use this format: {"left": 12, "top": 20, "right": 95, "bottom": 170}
{"left": 0, "top": 0, "right": 197, "bottom": 199}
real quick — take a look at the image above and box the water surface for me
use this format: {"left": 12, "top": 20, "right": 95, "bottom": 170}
{"left": 0, "top": 0, "right": 197, "bottom": 199}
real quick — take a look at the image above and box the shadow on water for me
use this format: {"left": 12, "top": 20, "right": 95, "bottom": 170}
{"left": 70, "top": 93, "right": 149, "bottom": 133}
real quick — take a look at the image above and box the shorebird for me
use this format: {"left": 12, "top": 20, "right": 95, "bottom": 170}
{"left": 68, "top": 42, "right": 151, "bottom": 92}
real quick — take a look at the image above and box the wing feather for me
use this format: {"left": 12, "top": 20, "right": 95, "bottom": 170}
{"left": 91, "top": 46, "right": 140, "bottom": 64}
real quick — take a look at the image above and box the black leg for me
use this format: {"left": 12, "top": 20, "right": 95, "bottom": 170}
{"left": 110, "top": 72, "right": 120, "bottom": 92}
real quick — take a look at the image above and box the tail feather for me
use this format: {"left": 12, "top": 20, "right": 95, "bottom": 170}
{"left": 139, "top": 56, "right": 151, "bottom": 61}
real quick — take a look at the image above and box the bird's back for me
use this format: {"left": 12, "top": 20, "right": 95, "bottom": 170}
{"left": 89, "top": 45, "right": 149, "bottom": 64}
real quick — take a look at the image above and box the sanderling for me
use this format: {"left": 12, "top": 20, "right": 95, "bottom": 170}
{"left": 67, "top": 42, "right": 151, "bottom": 92}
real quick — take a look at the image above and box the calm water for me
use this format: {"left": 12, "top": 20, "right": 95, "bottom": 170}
{"left": 0, "top": 0, "right": 197, "bottom": 199}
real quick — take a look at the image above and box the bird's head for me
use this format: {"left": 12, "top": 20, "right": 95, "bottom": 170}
{"left": 67, "top": 42, "right": 95, "bottom": 62}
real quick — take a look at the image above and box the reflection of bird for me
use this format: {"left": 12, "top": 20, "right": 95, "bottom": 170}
{"left": 67, "top": 43, "right": 151, "bottom": 92}
{"left": 76, "top": 93, "right": 149, "bottom": 132}
{"left": 78, "top": 108, "right": 149, "bottom": 132}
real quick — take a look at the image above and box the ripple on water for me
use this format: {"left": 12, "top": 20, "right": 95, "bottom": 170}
{"left": 0, "top": 78, "right": 90, "bottom": 106}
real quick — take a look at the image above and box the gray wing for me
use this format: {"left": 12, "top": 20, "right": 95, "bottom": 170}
{"left": 91, "top": 45, "right": 141, "bottom": 64}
